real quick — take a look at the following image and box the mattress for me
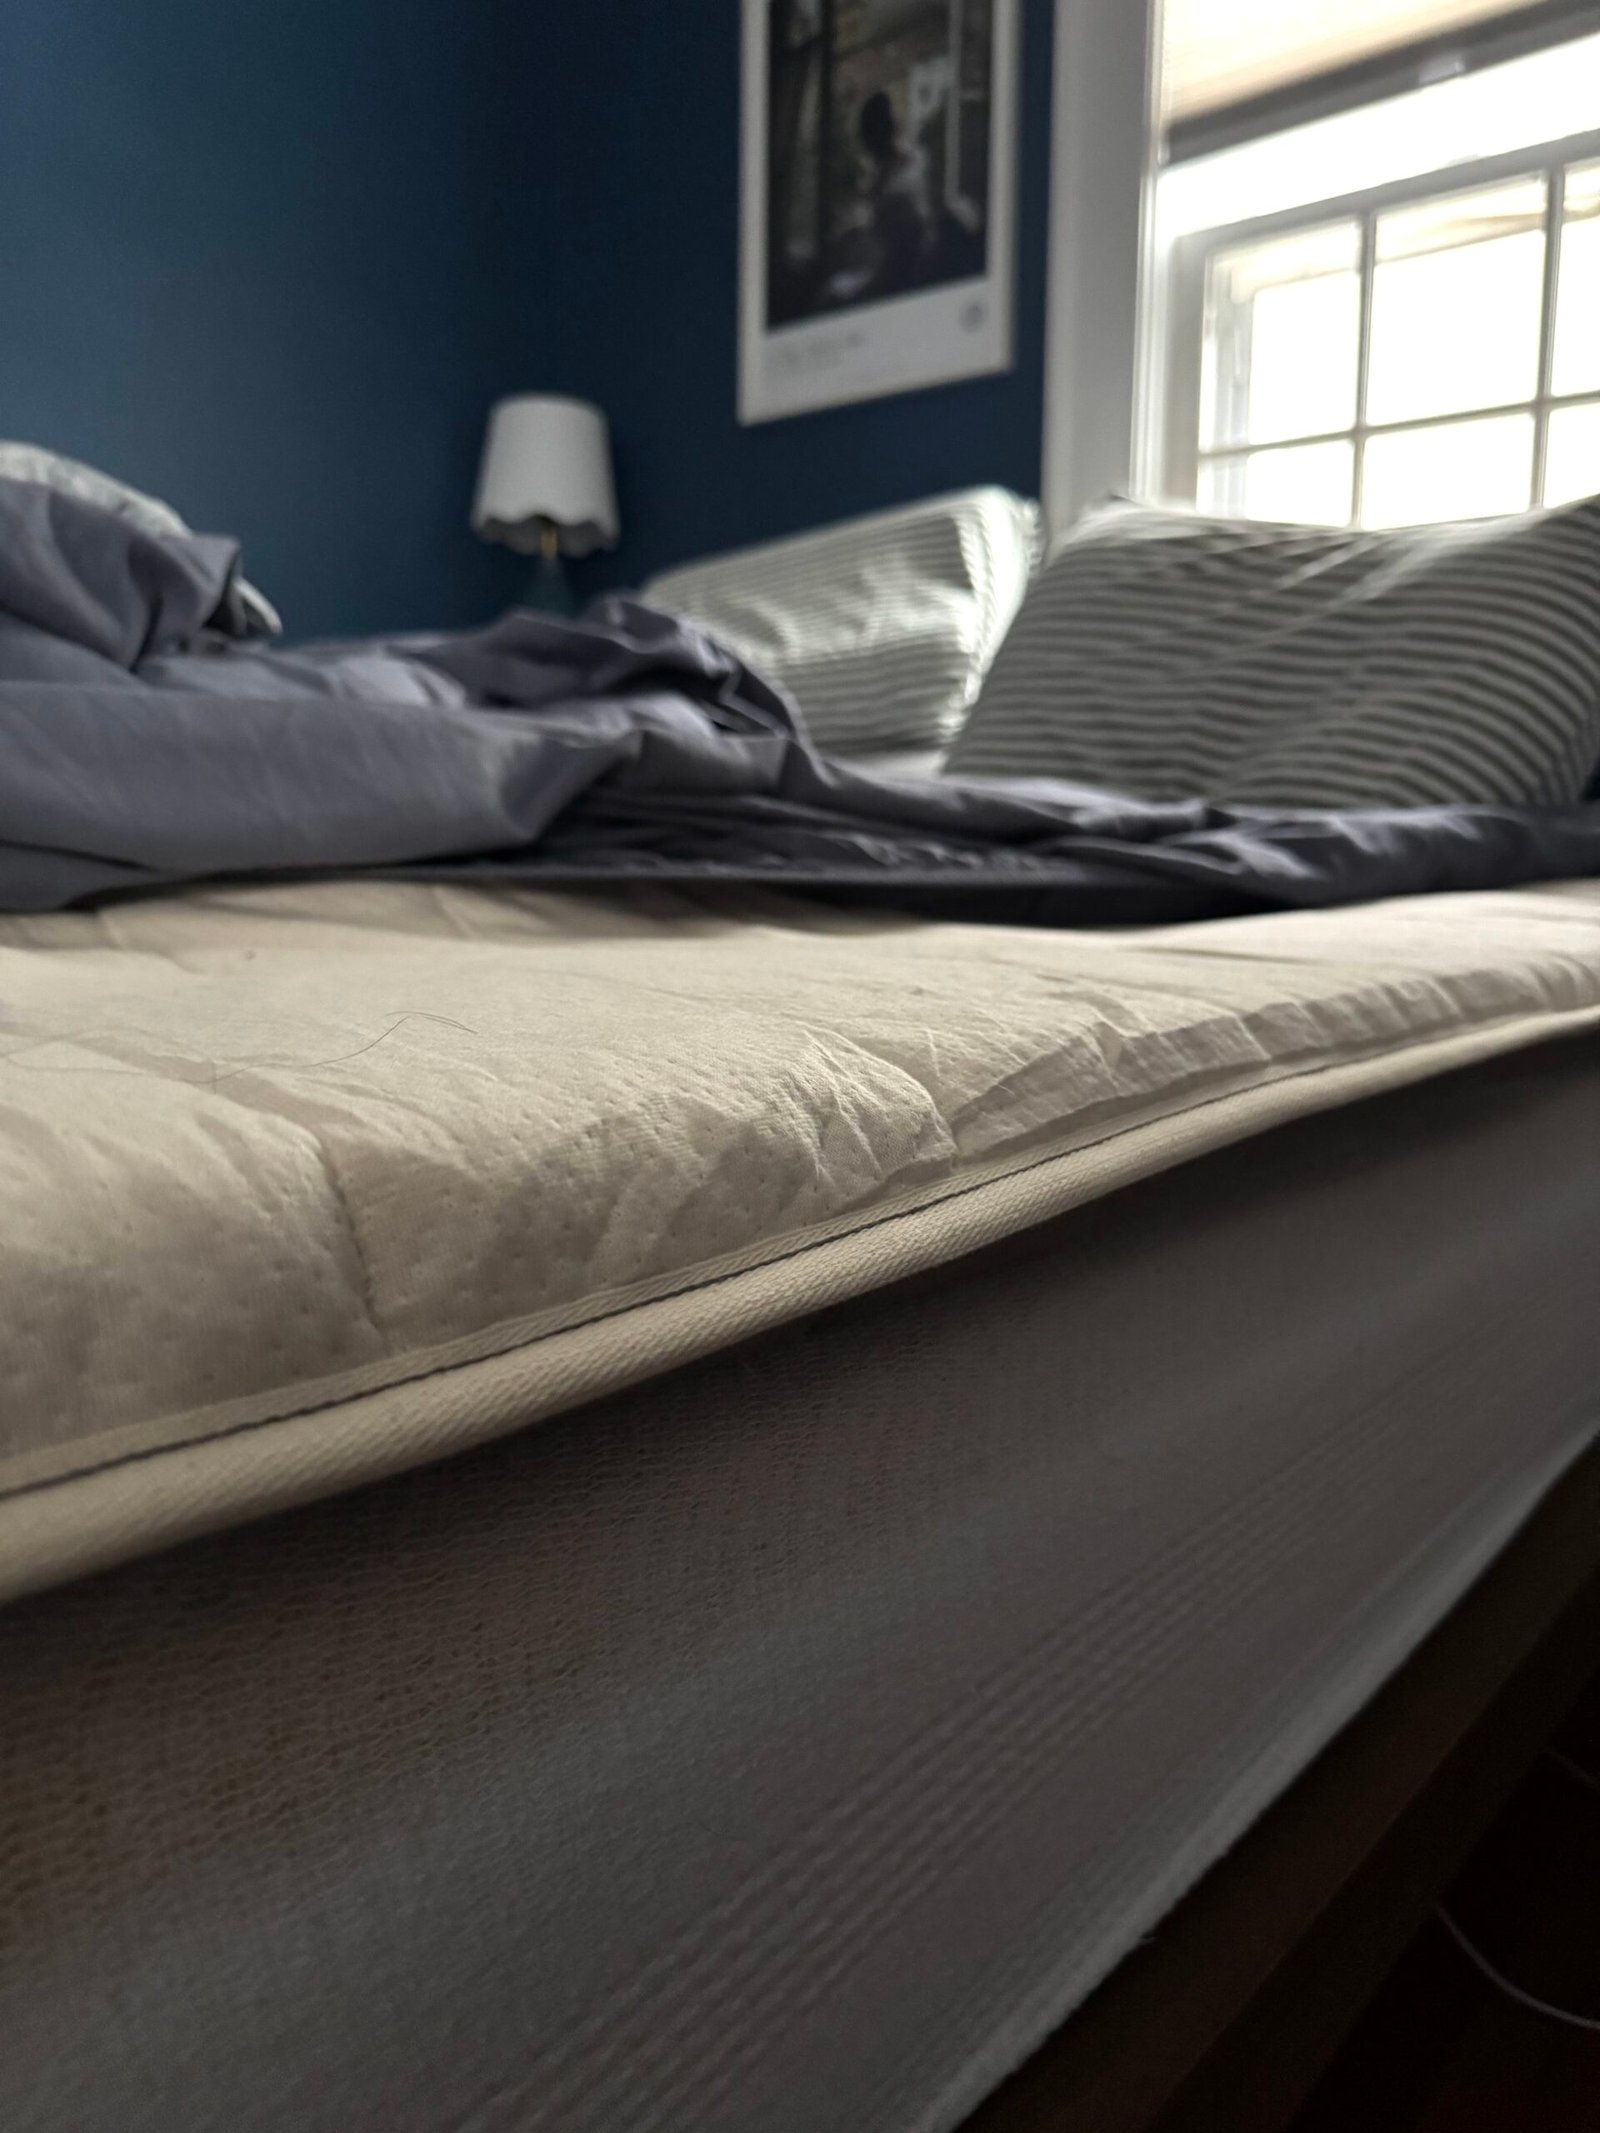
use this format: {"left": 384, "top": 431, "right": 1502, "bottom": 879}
{"left": 4, "top": 1034, "right": 1599, "bottom": 2133}
{"left": 3, "top": 877, "right": 1600, "bottom": 1601}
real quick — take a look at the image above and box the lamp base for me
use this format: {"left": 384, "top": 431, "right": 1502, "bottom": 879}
{"left": 524, "top": 545, "right": 576, "bottom": 617}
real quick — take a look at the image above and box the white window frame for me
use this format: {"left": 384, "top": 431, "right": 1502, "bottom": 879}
{"left": 1159, "top": 123, "right": 1600, "bottom": 520}
{"left": 1041, "top": 0, "right": 1160, "bottom": 536}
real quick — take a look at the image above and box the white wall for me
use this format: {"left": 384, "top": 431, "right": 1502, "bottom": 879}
{"left": 1041, "top": 0, "right": 1160, "bottom": 533}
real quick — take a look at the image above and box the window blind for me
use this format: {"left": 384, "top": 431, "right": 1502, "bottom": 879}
{"left": 1162, "top": 0, "right": 1560, "bottom": 128}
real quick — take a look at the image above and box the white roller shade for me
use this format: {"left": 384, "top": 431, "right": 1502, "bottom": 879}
{"left": 1163, "top": 0, "right": 1551, "bottom": 123}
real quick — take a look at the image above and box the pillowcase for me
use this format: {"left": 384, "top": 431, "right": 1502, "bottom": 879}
{"left": 946, "top": 495, "right": 1600, "bottom": 811}
{"left": 0, "top": 441, "right": 282, "bottom": 641}
{"left": 643, "top": 487, "right": 1041, "bottom": 753}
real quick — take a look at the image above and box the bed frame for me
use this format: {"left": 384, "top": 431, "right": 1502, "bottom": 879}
{"left": 961, "top": 1429, "right": 1600, "bottom": 2133}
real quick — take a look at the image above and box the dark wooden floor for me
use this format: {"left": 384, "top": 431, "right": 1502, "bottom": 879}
{"left": 1289, "top": 1678, "right": 1600, "bottom": 2132}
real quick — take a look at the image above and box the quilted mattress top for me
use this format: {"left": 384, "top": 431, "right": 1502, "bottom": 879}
{"left": 4, "top": 876, "right": 1600, "bottom": 1601}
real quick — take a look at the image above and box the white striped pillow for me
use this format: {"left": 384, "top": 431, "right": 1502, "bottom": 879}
{"left": 947, "top": 496, "right": 1600, "bottom": 810}
{"left": 643, "top": 489, "right": 1041, "bottom": 753}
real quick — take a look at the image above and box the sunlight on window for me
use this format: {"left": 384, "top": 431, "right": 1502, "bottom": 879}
{"left": 1552, "top": 163, "right": 1600, "bottom": 399}
{"left": 1158, "top": 33, "right": 1600, "bottom": 241}
{"left": 1366, "top": 179, "right": 1545, "bottom": 427}
{"left": 1161, "top": 0, "right": 1550, "bottom": 127}
{"left": 1199, "top": 439, "right": 1354, "bottom": 523}
{"left": 1172, "top": 60, "right": 1600, "bottom": 527}
{"left": 1544, "top": 403, "right": 1600, "bottom": 506}
{"left": 1202, "top": 224, "right": 1359, "bottom": 449}
{"left": 1361, "top": 411, "right": 1534, "bottom": 525}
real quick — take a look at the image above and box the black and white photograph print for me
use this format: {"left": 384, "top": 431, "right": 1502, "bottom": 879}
{"left": 739, "top": 0, "right": 1020, "bottom": 423}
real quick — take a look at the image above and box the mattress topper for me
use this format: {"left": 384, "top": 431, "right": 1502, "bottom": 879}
{"left": 3, "top": 876, "right": 1599, "bottom": 1601}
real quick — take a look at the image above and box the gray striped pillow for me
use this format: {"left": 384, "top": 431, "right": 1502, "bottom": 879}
{"left": 644, "top": 488, "right": 1041, "bottom": 754}
{"left": 947, "top": 496, "right": 1600, "bottom": 810}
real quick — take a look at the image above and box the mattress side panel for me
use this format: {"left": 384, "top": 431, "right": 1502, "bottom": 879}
{"left": 2, "top": 1040, "right": 1598, "bottom": 2133}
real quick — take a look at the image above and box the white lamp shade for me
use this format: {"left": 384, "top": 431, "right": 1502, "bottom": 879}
{"left": 472, "top": 394, "right": 619, "bottom": 557}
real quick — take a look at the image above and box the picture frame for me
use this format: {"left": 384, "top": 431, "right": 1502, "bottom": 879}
{"left": 739, "top": 0, "right": 1021, "bottom": 425}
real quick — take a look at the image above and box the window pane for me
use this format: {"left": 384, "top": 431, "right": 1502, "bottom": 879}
{"left": 1360, "top": 412, "right": 1534, "bottom": 526}
{"left": 1199, "top": 440, "right": 1355, "bottom": 525}
{"left": 1552, "top": 162, "right": 1600, "bottom": 400}
{"left": 1201, "top": 221, "right": 1360, "bottom": 450}
{"left": 1544, "top": 402, "right": 1600, "bottom": 507}
{"left": 1367, "top": 178, "right": 1546, "bottom": 426}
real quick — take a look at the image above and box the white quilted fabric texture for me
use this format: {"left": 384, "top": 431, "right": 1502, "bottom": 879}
{"left": 2, "top": 875, "right": 1599, "bottom": 1596}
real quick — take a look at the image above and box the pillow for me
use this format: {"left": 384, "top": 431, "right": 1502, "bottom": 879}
{"left": 0, "top": 442, "right": 282, "bottom": 641}
{"left": 946, "top": 495, "right": 1600, "bottom": 811}
{"left": 643, "top": 487, "right": 1041, "bottom": 753}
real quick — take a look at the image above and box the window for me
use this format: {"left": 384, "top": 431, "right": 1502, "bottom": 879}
{"left": 1164, "top": 149, "right": 1600, "bottom": 527}
{"left": 1144, "top": 12, "right": 1600, "bottom": 531}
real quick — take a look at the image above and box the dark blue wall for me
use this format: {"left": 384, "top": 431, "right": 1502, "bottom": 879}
{"left": 510, "top": 0, "right": 1056, "bottom": 590}
{"left": 0, "top": 0, "right": 522, "bottom": 636}
{"left": 1, "top": 0, "right": 1055, "bottom": 627}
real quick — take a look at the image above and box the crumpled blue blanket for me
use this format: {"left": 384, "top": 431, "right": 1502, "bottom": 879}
{"left": 2, "top": 475, "right": 1598, "bottom": 922}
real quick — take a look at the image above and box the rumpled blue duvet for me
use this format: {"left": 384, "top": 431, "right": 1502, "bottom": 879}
{"left": 4, "top": 476, "right": 1600, "bottom": 922}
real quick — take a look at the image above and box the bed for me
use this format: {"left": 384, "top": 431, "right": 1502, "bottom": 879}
{"left": 4, "top": 876, "right": 1600, "bottom": 2132}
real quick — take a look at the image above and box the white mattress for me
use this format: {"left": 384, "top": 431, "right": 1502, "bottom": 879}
{"left": 3, "top": 877, "right": 1600, "bottom": 1601}
{"left": 4, "top": 1036, "right": 1599, "bottom": 2133}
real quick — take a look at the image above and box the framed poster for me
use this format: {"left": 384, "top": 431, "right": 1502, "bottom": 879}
{"left": 739, "top": 0, "right": 1021, "bottom": 425}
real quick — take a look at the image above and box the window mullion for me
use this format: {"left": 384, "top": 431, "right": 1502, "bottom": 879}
{"left": 1532, "top": 161, "right": 1566, "bottom": 503}
{"left": 1350, "top": 210, "right": 1378, "bottom": 528}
